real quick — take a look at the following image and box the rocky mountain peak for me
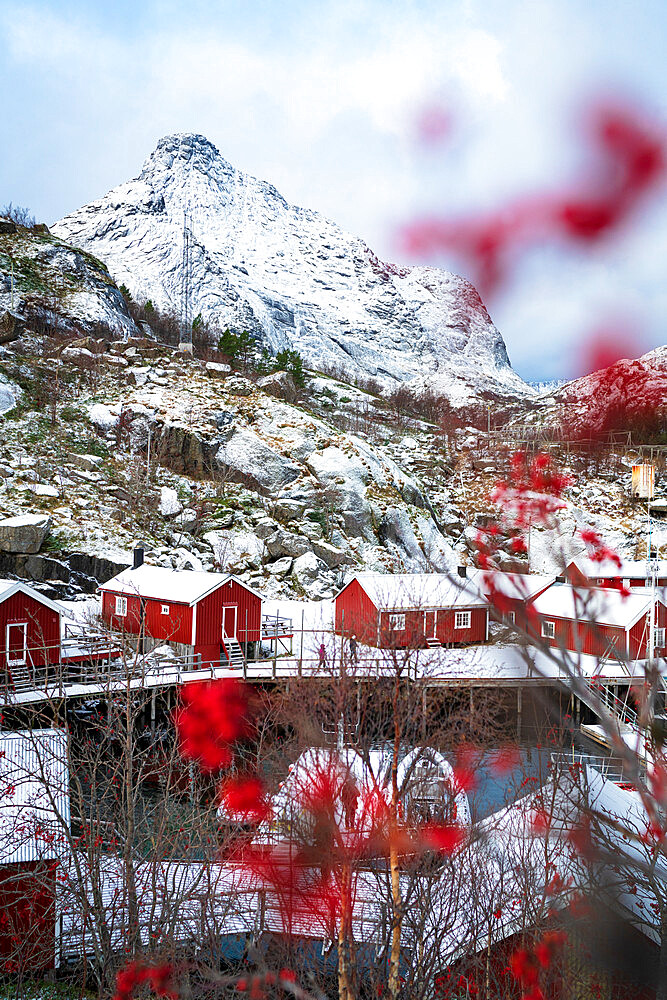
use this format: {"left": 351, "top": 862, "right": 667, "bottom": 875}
{"left": 53, "top": 134, "right": 533, "bottom": 405}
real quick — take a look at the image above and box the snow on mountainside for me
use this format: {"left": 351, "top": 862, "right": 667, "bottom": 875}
{"left": 535, "top": 345, "right": 667, "bottom": 434}
{"left": 53, "top": 133, "right": 531, "bottom": 406}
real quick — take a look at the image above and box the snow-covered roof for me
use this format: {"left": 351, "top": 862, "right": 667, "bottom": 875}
{"left": 0, "top": 729, "right": 70, "bottom": 864}
{"left": 532, "top": 583, "right": 658, "bottom": 629}
{"left": 569, "top": 555, "right": 667, "bottom": 580}
{"left": 0, "top": 578, "right": 63, "bottom": 616}
{"left": 343, "top": 572, "right": 487, "bottom": 610}
{"left": 99, "top": 564, "right": 263, "bottom": 605}
{"left": 469, "top": 569, "right": 556, "bottom": 602}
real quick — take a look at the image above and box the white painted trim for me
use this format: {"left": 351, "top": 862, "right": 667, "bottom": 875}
{"left": 6, "top": 622, "right": 27, "bottom": 665}
{"left": 222, "top": 605, "right": 238, "bottom": 638}
{"left": 192, "top": 604, "right": 197, "bottom": 646}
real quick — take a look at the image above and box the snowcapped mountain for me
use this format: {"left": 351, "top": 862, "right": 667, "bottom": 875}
{"left": 53, "top": 133, "right": 531, "bottom": 405}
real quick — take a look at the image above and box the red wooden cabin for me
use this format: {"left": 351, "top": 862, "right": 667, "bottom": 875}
{"left": 0, "top": 729, "right": 68, "bottom": 973}
{"left": 530, "top": 583, "right": 667, "bottom": 659}
{"left": 0, "top": 579, "right": 62, "bottom": 679}
{"left": 99, "top": 562, "right": 264, "bottom": 667}
{"left": 567, "top": 555, "right": 667, "bottom": 589}
{"left": 334, "top": 572, "right": 488, "bottom": 649}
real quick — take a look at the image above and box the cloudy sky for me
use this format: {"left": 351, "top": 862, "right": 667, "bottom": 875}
{"left": 1, "top": 0, "right": 665, "bottom": 381}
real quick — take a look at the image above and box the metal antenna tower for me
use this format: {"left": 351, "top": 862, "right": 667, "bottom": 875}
{"left": 179, "top": 205, "right": 193, "bottom": 353}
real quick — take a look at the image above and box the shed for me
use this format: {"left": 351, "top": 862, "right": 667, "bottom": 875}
{"left": 0, "top": 580, "right": 62, "bottom": 684}
{"left": 530, "top": 583, "right": 667, "bottom": 660}
{"left": 99, "top": 564, "right": 264, "bottom": 667}
{"left": 334, "top": 572, "right": 488, "bottom": 648}
{"left": 0, "top": 729, "right": 69, "bottom": 972}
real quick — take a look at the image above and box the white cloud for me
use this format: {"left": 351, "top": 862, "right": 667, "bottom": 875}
{"left": 1, "top": 0, "right": 665, "bottom": 381}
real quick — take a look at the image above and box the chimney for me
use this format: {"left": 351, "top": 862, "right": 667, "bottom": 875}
{"left": 133, "top": 546, "right": 144, "bottom": 570}
{"left": 457, "top": 565, "right": 467, "bottom": 579}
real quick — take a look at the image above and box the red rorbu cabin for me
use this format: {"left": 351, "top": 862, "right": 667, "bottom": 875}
{"left": 530, "top": 583, "right": 667, "bottom": 660}
{"left": 0, "top": 579, "right": 62, "bottom": 682}
{"left": 334, "top": 572, "right": 488, "bottom": 649}
{"left": 566, "top": 555, "right": 667, "bottom": 590}
{"left": 99, "top": 560, "right": 265, "bottom": 668}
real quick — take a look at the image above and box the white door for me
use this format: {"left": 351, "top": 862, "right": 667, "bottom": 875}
{"left": 6, "top": 622, "right": 27, "bottom": 665}
{"left": 222, "top": 606, "right": 237, "bottom": 638}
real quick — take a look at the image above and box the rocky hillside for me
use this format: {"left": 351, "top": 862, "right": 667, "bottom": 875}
{"left": 0, "top": 323, "right": 660, "bottom": 601}
{"left": 0, "top": 219, "right": 138, "bottom": 340}
{"left": 53, "top": 133, "right": 532, "bottom": 406}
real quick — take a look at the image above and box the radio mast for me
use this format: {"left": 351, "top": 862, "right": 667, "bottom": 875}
{"left": 179, "top": 205, "right": 193, "bottom": 354}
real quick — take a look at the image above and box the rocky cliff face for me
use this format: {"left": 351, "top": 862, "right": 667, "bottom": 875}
{"left": 53, "top": 133, "right": 531, "bottom": 406}
{"left": 0, "top": 224, "right": 138, "bottom": 338}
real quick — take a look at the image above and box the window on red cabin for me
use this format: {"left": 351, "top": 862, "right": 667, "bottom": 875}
{"left": 655, "top": 627, "right": 666, "bottom": 650}
{"left": 504, "top": 611, "right": 516, "bottom": 625}
{"left": 389, "top": 613, "right": 406, "bottom": 631}
{"left": 114, "top": 596, "right": 128, "bottom": 617}
{"left": 161, "top": 604, "right": 170, "bottom": 615}
{"left": 542, "top": 620, "right": 555, "bottom": 639}
{"left": 454, "top": 611, "right": 471, "bottom": 630}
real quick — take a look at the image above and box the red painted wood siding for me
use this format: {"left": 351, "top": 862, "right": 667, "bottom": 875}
{"left": 0, "top": 862, "right": 56, "bottom": 971}
{"left": 0, "top": 593, "right": 60, "bottom": 669}
{"left": 534, "top": 614, "right": 628, "bottom": 656}
{"left": 534, "top": 602, "right": 667, "bottom": 658}
{"left": 102, "top": 590, "right": 193, "bottom": 643}
{"left": 335, "top": 582, "right": 488, "bottom": 648}
{"left": 335, "top": 581, "right": 380, "bottom": 646}
{"left": 200, "top": 578, "right": 262, "bottom": 644}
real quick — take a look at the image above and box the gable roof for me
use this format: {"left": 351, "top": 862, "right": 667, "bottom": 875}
{"left": 340, "top": 572, "right": 487, "bottom": 610}
{"left": 532, "top": 582, "right": 661, "bottom": 629}
{"left": 568, "top": 555, "right": 667, "bottom": 580}
{"left": 0, "top": 578, "right": 63, "bottom": 616}
{"left": 469, "top": 569, "right": 556, "bottom": 602}
{"left": 99, "top": 565, "right": 263, "bottom": 606}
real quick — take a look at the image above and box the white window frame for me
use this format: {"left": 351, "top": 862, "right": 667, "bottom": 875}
{"left": 6, "top": 622, "right": 27, "bottom": 666}
{"left": 504, "top": 611, "right": 516, "bottom": 625}
{"left": 541, "top": 620, "right": 555, "bottom": 639}
{"left": 161, "top": 604, "right": 170, "bottom": 615}
{"left": 114, "top": 595, "right": 128, "bottom": 617}
{"left": 654, "top": 627, "right": 666, "bottom": 649}
{"left": 454, "top": 611, "right": 471, "bottom": 630}
{"left": 388, "top": 613, "right": 405, "bottom": 631}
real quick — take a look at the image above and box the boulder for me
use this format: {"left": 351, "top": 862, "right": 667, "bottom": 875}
{"left": 311, "top": 538, "right": 351, "bottom": 569}
{"left": 258, "top": 371, "right": 297, "bottom": 398}
{"left": 0, "top": 513, "right": 51, "bottom": 553}
{"left": 266, "top": 556, "right": 293, "bottom": 577}
{"left": 253, "top": 516, "right": 277, "bottom": 540}
{"left": 105, "top": 354, "right": 128, "bottom": 368}
{"left": 159, "top": 486, "right": 183, "bottom": 517}
{"left": 292, "top": 551, "right": 327, "bottom": 592}
{"left": 171, "top": 547, "right": 203, "bottom": 571}
{"left": 226, "top": 376, "right": 254, "bottom": 396}
{"left": 0, "top": 310, "right": 25, "bottom": 344}
{"left": 265, "top": 529, "right": 310, "bottom": 559}
{"left": 0, "top": 219, "right": 17, "bottom": 234}
{"left": 0, "top": 373, "right": 20, "bottom": 414}
{"left": 173, "top": 508, "right": 198, "bottom": 532}
{"left": 206, "top": 361, "right": 231, "bottom": 376}
{"left": 274, "top": 498, "right": 307, "bottom": 522}
{"left": 88, "top": 402, "right": 120, "bottom": 433}
{"left": 69, "top": 452, "right": 103, "bottom": 472}
{"left": 216, "top": 427, "right": 301, "bottom": 494}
